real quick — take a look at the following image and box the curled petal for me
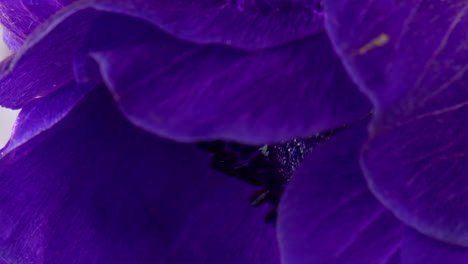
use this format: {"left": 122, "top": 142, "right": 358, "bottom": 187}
{"left": 324, "top": 0, "right": 468, "bottom": 247}
{"left": 1, "top": 7, "right": 369, "bottom": 143}
{"left": 0, "top": 9, "right": 104, "bottom": 108}
{"left": 2, "top": 0, "right": 323, "bottom": 51}
{"left": 88, "top": 14, "right": 370, "bottom": 144}
{"left": 88, "top": 0, "right": 324, "bottom": 50}
{"left": 278, "top": 119, "right": 403, "bottom": 264}
{"left": 0, "top": 0, "right": 323, "bottom": 108}
{"left": 0, "top": 86, "right": 279, "bottom": 263}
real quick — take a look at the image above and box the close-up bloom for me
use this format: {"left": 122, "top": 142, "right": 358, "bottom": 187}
{"left": 0, "top": 0, "right": 466, "bottom": 263}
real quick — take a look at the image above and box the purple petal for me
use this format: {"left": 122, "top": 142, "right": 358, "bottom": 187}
{"left": 0, "top": 1, "right": 64, "bottom": 49}
{"left": 2, "top": 0, "right": 322, "bottom": 51}
{"left": 1, "top": 0, "right": 325, "bottom": 101}
{"left": 0, "top": 86, "right": 279, "bottom": 263}
{"left": 0, "top": 9, "right": 105, "bottom": 108}
{"left": 402, "top": 228, "right": 468, "bottom": 264}
{"left": 1, "top": 81, "right": 95, "bottom": 155}
{"left": 3, "top": 30, "right": 24, "bottom": 52}
{"left": 1, "top": 0, "right": 321, "bottom": 108}
{"left": 87, "top": 0, "right": 324, "bottom": 50}
{"left": 2, "top": 6, "right": 370, "bottom": 142}
{"left": 278, "top": 119, "right": 403, "bottom": 264}
{"left": 363, "top": 114, "right": 468, "bottom": 248}
{"left": 89, "top": 14, "right": 370, "bottom": 144}
{"left": 324, "top": 0, "right": 467, "bottom": 111}
{"left": 324, "top": 0, "right": 468, "bottom": 247}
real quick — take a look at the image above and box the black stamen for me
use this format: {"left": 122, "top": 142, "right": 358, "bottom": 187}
{"left": 196, "top": 141, "right": 225, "bottom": 153}
{"left": 210, "top": 151, "right": 240, "bottom": 176}
{"left": 198, "top": 125, "right": 347, "bottom": 223}
{"left": 227, "top": 142, "right": 260, "bottom": 159}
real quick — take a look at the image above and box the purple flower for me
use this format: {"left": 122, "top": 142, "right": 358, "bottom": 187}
{"left": 0, "top": 0, "right": 467, "bottom": 263}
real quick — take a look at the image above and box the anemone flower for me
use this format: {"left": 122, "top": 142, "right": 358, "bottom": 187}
{"left": 0, "top": 0, "right": 466, "bottom": 263}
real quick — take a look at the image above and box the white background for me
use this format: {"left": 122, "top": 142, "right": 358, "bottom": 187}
{"left": 0, "top": 27, "right": 20, "bottom": 148}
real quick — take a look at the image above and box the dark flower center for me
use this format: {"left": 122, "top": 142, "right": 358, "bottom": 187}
{"left": 197, "top": 125, "right": 344, "bottom": 223}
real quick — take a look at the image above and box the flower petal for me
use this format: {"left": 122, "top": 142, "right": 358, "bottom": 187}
{"left": 0, "top": 86, "right": 279, "bottom": 263}
{"left": 0, "top": 8, "right": 104, "bottom": 108}
{"left": 88, "top": 14, "right": 370, "bottom": 144}
{"left": 324, "top": 0, "right": 467, "bottom": 111}
{"left": 363, "top": 113, "right": 468, "bottom": 247}
{"left": 277, "top": 119, "right": 403, "bottom": 264}
{"left": 0, "top": 0, "right": 64, "bottom": 49}
{"left": 2, "top": 0, "right": 323, "bottom": 51}
{"left": 2, "top": 6, "right": 369, "bottom": 142}
{"left": 86, "top": 0, "right": 324, "bottom": 50}
{"left": 1, "top": 81, "right": 95, "bottom": 155}
{"left": 402, "top": 228, "right": 468, "bottom": 264}
{"left": 324, "top": 0, "right": 468, "bottom": 247}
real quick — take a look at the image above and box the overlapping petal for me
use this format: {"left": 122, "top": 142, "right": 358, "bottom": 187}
{"left": 1, "top": 81, "right": 95, "bottom": 155}
{"left": 277, "top": 119, "right": 402, "bottom": 264}
{"left": 324, "top": 0, "right": 468, "bottom": 247}
{"left": 0, "top": 9, "right": 104, "bottom": 108}
{"left": 1, "top": 0, "right": 323, "bottom": 52}
{"left": 1, "top": 4, "right": 370, "bottom": 143}
{"left": 0, "top": 0, "right": 323, "bottom": 108}
{"left": 0, "top": 86, "right": 279, "bottom": 263}
{"left": 72, "top": 0, "right": 324, "bottom": 50}
{"left": 87, "top": 14, "right": 369, "bottom": 144}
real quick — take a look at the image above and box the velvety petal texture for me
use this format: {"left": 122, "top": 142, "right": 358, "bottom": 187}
{"left": 2, "top": 0, "right": 323, "bottom": 51}
{"left": 89, "top": 14, "right": 370, "bottom": 144}
{"left": 278, "top": 119, "right": 402, "bottom": 264}
{"left": 1, "top": 5, "right": 370, "bottom": 143}
{"left": 325, "top": 0, "right": 468, "bottom": 247}
{"left": 0, "top": 86, "right": 279, "bottom": 263}
{"left": 0, "top": 0, "right": 324, "bottom": 108}
{"left": 78, "top": 0, "right": 324, "bottom": 50}
{"left": 0, "top": 0, "right": 64, "bottom": 49}
{"left": 402, "top": 228, "right": 468, "bottom": 264}
{"left": 0, "top": 9, "right": 104, "bottom": 108}
{"left": 325, "top": 0, "right": 467, "bottom": 111}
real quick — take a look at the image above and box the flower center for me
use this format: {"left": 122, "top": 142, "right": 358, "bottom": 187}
{"left": 197, "top": 126, "right": 344, "bottom": 223}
